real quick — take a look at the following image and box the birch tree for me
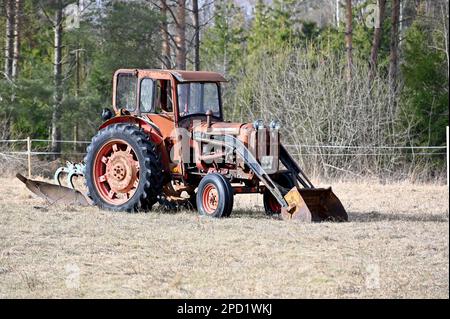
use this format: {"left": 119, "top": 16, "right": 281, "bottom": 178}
{"left": 3, "top": 0, "right": 14, "bottom": 78}
{"left": 51, "top": 0, "right": 63, "bottom": 154}
{"left": 11, "top": 0, "right": 22, "bottom": 79}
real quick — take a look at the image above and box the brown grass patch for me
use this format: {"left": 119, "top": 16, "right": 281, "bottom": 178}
{"left": 0, "top": 177, "right": 448, "bottom": 298}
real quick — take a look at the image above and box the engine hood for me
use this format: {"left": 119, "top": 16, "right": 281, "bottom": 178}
{"left": 192, "top": 121, "right": 258, "bottom": 150}
{"left": 194, "top": 121, "right": 254, "bottom": 136}
{"left": 210, "top": 122, "right": 254, "bottom": 135}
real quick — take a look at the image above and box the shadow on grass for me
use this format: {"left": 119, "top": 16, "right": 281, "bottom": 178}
{"left": 151, "top": 204, "right": 449, "bottom": 223}
{"left": 229, "top": 209, "right": 276, "bottom": 220}
{"left": 233, "top": 210, "right": 448, "bottom": 223}
{"left": 151, "top": 205, "right": 274, "bottom": 220}
{"left": 348, "top": 211, "right": 449, "bottom": 223}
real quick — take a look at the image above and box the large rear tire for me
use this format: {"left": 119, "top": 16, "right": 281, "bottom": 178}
{"left": 196, "top": 173, "right": 233, "bottom": 218}
{"left": 84, "top": 123, "right": 163, "bottom": 212}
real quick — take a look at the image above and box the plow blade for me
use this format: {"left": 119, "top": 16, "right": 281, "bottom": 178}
{"left": 16, "top": 173, "right": 91, "bottom": 207}
{"left": 281, "top": 187, "right": 348, "bottom": 222}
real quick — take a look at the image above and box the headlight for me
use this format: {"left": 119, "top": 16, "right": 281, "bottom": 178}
{"left": 253, "top": 119, "right": 264, "bottom": 130}
{"left": 269, "top": 120, "right": 281, "bottom": 130}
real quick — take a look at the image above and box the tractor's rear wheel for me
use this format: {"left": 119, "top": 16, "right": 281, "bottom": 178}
{"left": 263, "top": 171, "right": 295, "bottom": 216}
{"left": 197, "top": 173, "right": 233, "bottom": 218}
{"left": 84, "top": 124, "right": 163, "bottom": 212}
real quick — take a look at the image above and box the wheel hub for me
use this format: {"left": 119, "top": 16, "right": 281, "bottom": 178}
{"left": 208, "top": 190, "right": 218, "bottom": 207}
{"left": 105, "top": 150, "right": 138, "bottom": 193}
{"left": 202, "top": 184, "right": 219, "bottom": 214}
{"left": 92, "top": 137, "right": 147, "bottom": 206}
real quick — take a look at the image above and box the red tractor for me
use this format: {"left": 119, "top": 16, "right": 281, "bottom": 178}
{"left": 18, "top": 69, "right": 347, "bottom": 222}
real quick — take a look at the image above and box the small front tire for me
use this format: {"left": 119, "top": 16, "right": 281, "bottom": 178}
{"left": 196, "top": 173, "right": 233, "bottom": 218}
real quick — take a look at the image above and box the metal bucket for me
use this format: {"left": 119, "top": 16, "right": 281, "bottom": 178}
{"left": 281, "top": 187, "right": 348, "bottom": 222}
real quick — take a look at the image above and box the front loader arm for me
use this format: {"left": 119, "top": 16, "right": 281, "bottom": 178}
{"left": 194, "top": 132, "right": 287, "bottom": 206}
{"left": 279, "top": 145, "right": 314, "bottom": 189}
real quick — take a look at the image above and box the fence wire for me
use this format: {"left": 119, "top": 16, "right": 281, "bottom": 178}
{"left": 0, "top": 138, "right": 447, "bottom": 157}
{"left": 0, "top": 138, "right": 448, "bottom": 181}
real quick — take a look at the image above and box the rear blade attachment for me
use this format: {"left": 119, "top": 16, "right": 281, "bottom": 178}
{"left": 16, "top": 173, "right": 91, "bottom": 207}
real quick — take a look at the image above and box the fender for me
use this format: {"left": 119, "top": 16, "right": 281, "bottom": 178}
{"left": 99, "top": 115, "right": 164, "bottom": 146}
{"left": 99, "top": 115, "right": 172, "bottom": 174}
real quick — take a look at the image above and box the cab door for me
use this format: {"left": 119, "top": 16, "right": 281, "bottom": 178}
{"left": 138, "top": 75, "right": 184, "bottom": 177}
{"left": 144, "top": 78, "right": 175, "bottom": 139}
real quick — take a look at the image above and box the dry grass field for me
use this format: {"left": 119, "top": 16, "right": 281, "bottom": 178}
{"left": 0, "top": 176, "right": 448, "bottom": 299}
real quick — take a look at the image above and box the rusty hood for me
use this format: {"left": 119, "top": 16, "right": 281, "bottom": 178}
{"left": 193, "top": 121, "right": 254, "bottom": 136}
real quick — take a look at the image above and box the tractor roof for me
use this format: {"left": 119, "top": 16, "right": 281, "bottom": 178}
{"left": 115, "top": 69, "right": 227, "bottom": 82}
{"left": 169, "top": 70, "right": 227, "bottom": 82}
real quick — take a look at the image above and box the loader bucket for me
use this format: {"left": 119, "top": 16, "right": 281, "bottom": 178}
{"left": 16, "top": 173, "right": 91, "bottom": 207}
{"left": 299, "top": 187, "right": 348, "bottom": 222}
{"left": 281, "top": 187, "right": 348, "bottom": 222}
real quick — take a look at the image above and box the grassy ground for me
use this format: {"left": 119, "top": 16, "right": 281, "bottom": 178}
{"left": 0, "top": 177, "right": 448, "bottom": 298}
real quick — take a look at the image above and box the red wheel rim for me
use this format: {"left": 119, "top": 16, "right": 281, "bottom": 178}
{"left": 202, "top": 183, "right": 219, "bottom": 215}
{"left": 93, "top": 139, "right": 140, "bottom": 205}
{"left": 267, "top": 195, "right": 281, "bottom": 214}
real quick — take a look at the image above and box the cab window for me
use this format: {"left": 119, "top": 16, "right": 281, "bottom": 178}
{"left": 140, "top": 78, "right": 154, "bottom": 112}
{"left": 116, "top": 73, "right": 137, "bottom": 111}
{"left": 154, "top": 80, "right": 173, "bottom": 113}
{"left": 178, "top": 82, "right": 220, "bottom": 118}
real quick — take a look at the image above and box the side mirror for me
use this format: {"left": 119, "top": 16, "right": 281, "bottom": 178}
{"left": 101, "top": 108, "right": 114, "bottom": 121}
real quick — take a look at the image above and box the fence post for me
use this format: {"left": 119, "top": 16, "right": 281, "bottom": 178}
{"left": 27, "top": 136, "right": 32, "bottom": 178}
{"left": 447, "top": 126, "right": 449, "bottom": 187}
{"left": 73, "top": 125, "right": 77, "bottom": 152}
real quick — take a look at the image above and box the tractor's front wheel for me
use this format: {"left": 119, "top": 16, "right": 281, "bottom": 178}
{"left": 197, "top": 173, "right": 233, "bottom": 218}
{"left": 84, "top": 124, "right": 163, "bottom": 212}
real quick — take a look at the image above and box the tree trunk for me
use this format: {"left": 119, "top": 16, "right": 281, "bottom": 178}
{"left": 336, "top": 0, "right": 340, "bottom": 27}
{"left": 439, "top": 1, "right": 449, "bottom": 79}
{"left": 4, "top": 0, "right": 14, "bottom": 78}
{"left": 51, "top": 2, "right": 63, "bottom": 154}
{"left": 160, "top": 0, "right": 171, "bottom": 69}
{"left": 12, "top": 0, "right": 22, "bottom": 79}
{"left": 175, "top": 0, "right": 186, "bottom": 70}
{"left": 389, "top": 0, "right": 400, "bottom": 93}
{"left": 192, "top": 0, "right": 200, "bottom": 71}
{"left": 369, "top": 0, "right": 386, "bottom": 79}
{"left": 345, "top": 0, "right": 353, "bottom": 83}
